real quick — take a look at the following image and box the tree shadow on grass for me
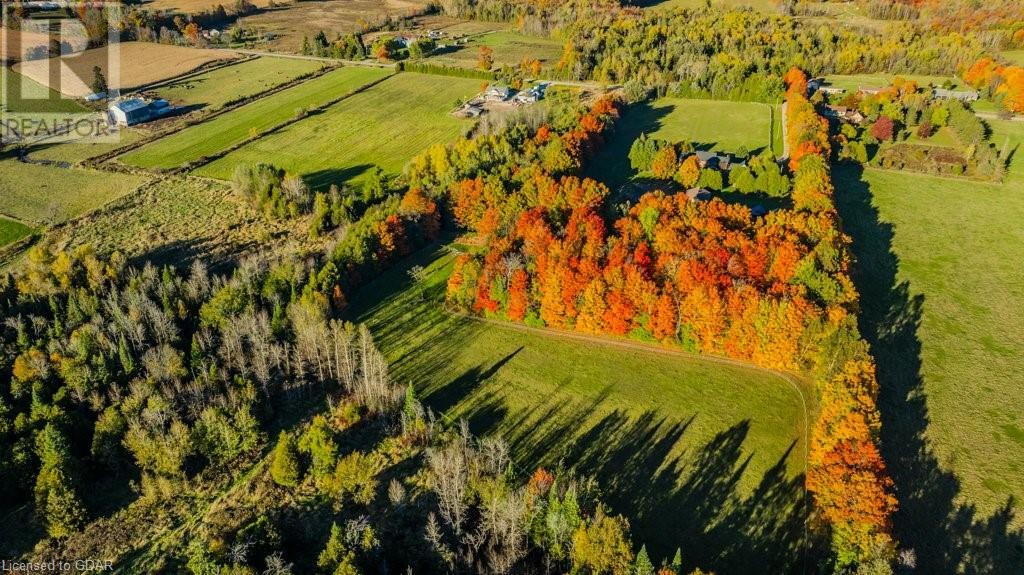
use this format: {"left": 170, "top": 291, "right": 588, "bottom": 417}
{"left": 586, "top": 101, "right": 674, "bottom": 190}
{"left": 454, "top": 380, "right": 809, "bottom": 573}
{"left": 834, "top": 162, "right": 1024, "bottom": 573}
{"left": 303, "top": 163, "right": 374, "bottom": 191}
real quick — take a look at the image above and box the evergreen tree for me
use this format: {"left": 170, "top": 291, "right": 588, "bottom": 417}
{"left": 670, "top": 548, "right": 683, "bottom": 573}
{"left": 90, "top": 65, "right": 107, "bottom": 95}
{"left": 270, "top": 431, "right": 301, "bottom": 487}
{"left": 634, "top": 544, "right": 655, "bottom": 575}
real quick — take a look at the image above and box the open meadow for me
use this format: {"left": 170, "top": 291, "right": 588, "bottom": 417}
{"left": 824, "top": 72, "right": 962, "bottom": 92}
{"left": 48, "top": 177, "right": 318, "bottom": 270}
{"left": 833, "top": 120, "right": 1024, "bottom": 570}
{"left": 13, "top": 42, "right": 239, "bottom": 97}
{"left": 196, "top": 72, "right": 480, "bottom": 189}
{"left": 424, "top": 30, "right": 563, "bottom": 71}
{"left": 149, "top": 56, "right": 324, "bottom": 112}
{"left": 587, "top": 97, "right": 781, "bottom": 188}
{"left": 0, "top": 158, "right": 146, "bottom": 224}
{"left": 237, "top": 0, "right": 431, "bottom": 53}
{"left": 347, "top": 244, "right": 810, "bottom": 573}
{"left": 119, "top": 66, "right": 391, "bottom": 170}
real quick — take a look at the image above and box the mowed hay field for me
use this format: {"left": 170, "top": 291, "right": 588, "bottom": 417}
{"left": 348, "top": 245, "right": 809, "bottom": 573}
{"left": 120, "top": 66, "right": 391, "bottom": 170}
{"left": 588, "top": 98, "right": 781, "bottom": 188}
{"left": 13, "top": 42, "right": 239, "bottom": 97}
{"left": 197, "top": 72, "right": 480, "bottom": 189}
{"left": 0, "top": 159, "right": 146, "bottom": 224}
{"left": 425, "top": 30, "right": 563, "bottom": 70}
{"left": 151, "top": 57, "right": 324, "bottom": 111}
{"left": 834, "top": 119, "right": 1024, "bottom": 570}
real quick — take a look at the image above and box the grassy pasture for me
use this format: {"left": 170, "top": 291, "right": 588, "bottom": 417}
{"left": 2, "top": 68, "right": 86, "bottom": 113}
{"left": 196, "top": 72, "right": 480, "bottom": 189}
{"left": 0, "top": 159, "right": 146, "bottom": 224}
{"left": 49, "top": 177, "right": 311, "bottom": 270}
{"left": 13, "top": 42, "right": 238, "bottom": 97}
{"left": 425, "top": 30, "right": 563, "bottom": 70}
{"left": 119, "top": 66, "right": 391, "bottom": 170}
{"left": 824, "top": 72, "right": 962, "bottom": 93}
{"left": 0, "top": 217, "right": 33, "bottom": 248}
{"left": 587, "top": 98, "right": 781, "bottom": 189}
{"left": 834, "top": 129, "right": 1024, "bottom": 569}
{"left": 26, "top": 129, "right": 145, "bottom": 164}
{"left": 150, "top": 57, "right": 324, "bottom": 112}
{"left": 347, "top": 244, "right": 809, "bottom": 572}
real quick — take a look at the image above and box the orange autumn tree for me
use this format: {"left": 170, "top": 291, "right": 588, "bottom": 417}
{"left": 784, "top": 67, "right": 831, "bottom": 170}
{"left": 808, "top": 360, "right": 898, "bottom": 567}
{"left": 962, "top": 57, "right": 1024, "bottom": 113}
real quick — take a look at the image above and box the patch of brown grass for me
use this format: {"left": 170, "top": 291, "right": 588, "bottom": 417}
{"left": 13, "top": 42, "right": 239, "bottom": 97}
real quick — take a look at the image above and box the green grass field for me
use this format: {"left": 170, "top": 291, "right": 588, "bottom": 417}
{"left": 196, "top": 72, "right": 480, "bottom": 189}
{"left": 587, "top": 98, "right": 780, "bottom": 189}
{"left": 834, "top": 124, "right": 1024, "bottom": 569}
{"left": 26, "top": 129, "right": 145, "bottom": 164}
{"left": 0, "top": 159, "right": 146, "bottom": 224}
{"left": 152, "top": 57, "right": 324, "bottom": 111}
{"left": 346, "top": 244, "right": 809, "bottom": 572}
{"left": 2, "top": 68, "right": 87, "bottom": 114}
{"left": 825, "top": 72, "right": 962, "bottom": 92}
{"left": 119, "top": 66, "right": 391, "bottom": 170}
{"left": 0, "top": 216, "right": 33, "bottom": 248}
{"left": 426, "top": 30, "right": 563, "bottom": 70}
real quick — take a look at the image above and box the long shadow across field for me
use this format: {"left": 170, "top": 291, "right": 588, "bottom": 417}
{"left": 348, "top": 245, "right": 812, "bottom": 573}
{"left": 834, "top": 163, "right": 1024, "bottom": 573}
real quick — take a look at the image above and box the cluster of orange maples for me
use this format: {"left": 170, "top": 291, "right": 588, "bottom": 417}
{"left": 446, "top": 83, "right": 897, "bottom": 566}
{"left": 962, "top": 57, "right": 1024, "bottom": 113}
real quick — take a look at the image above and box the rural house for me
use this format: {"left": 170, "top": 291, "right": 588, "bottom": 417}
{"left": 932, "top": 88, "right": 980, "bottom": 102}
{"left": 484, "top": 85, "right": 514, "bottom": 102}
{"left": 695, "top": 150, "right": 732, "bottom": 170}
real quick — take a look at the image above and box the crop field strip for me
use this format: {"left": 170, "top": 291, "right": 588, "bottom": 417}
{"left": 150, "top": 56, "right": 325, "bottom": 111}
{"left": 118, "top": 66, "right": 392, "bottom": 170}
{"left": 196, "top": 72, "right": 482, "bottom": 189}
